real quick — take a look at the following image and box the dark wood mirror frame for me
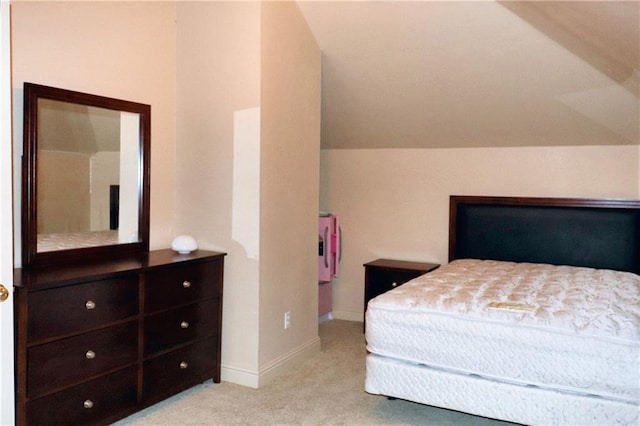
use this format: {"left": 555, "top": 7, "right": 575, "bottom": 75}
{"left": 22, "top": 82, "right": 150, "bottom": 268}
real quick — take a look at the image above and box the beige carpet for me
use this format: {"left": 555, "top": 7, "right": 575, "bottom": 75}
{"left": 115, "top": 320, "right": 514, "bottom": 425}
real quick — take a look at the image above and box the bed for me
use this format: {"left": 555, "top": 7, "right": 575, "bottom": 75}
{"left": 364, "top": 195, "right": 640, "bottom": 425}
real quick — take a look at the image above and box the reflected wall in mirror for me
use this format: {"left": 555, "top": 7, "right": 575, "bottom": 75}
{"left": 23, "top": 83, "right": 150, "bottom": 267}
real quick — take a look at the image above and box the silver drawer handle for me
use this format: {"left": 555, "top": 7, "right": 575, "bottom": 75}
{"left": 83, "top": 400, "right": 94, "bottom": 409}
{"left": 182, "top": 280, "right": 191, "bottom": 288}
{"left": 180, "top": 321, "right": 190, "bottom": 329}
{"left": 85, "top": 350, "right": 96, "bottom": 359}
{"left": 179, "top": 361, "right": 188, "bottom": 369}
{"left": 85, "top": 300, "right": 96, "bottom": 310}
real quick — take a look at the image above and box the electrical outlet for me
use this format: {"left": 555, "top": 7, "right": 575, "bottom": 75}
{"left": 284, "top": 311, "right": 291, "bottom": 329}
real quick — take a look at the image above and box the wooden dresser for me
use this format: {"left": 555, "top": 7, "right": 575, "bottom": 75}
{"left": 14, "top": 249, "right": 225, "bottom": 426}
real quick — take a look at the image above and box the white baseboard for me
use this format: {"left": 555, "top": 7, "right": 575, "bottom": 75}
{"left": 220, "top": 364, "right": 260, "bottom": 389}
{"left": 221, "top": 335, "right": 321, "bottom": 389}
{"left": 331, "top": 309, "right": 363, "bottom": 323}
{"left": 318, "top": 312, "right": 333, "bottom": 323}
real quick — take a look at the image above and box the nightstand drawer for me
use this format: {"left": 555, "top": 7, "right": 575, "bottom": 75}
{"left": 26, "top": 366, "right": 137, "bottom": 426}
{"left": 143, "top": 338, "right": 216, "bottom": 402}
{"left": 27, "top": 274, "right": 139, "bottom": 343}
{"left": 144, "top": 260, "right": 222, "bottom": 313}
{"left": 144, "top": 299, "right": 218, "bottom": 356}
{"left": 365, "top": 268, "right": 422, "bottom": 301}
{"left": 27, "top": 321, "right": 138, "bottom": 399}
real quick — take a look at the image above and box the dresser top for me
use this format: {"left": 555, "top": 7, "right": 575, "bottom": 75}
{"left": 363, "top": 258, "right": 440, "bottom": 273}
{"left": 15, "top": 249, "right": 226, "bottom": 290}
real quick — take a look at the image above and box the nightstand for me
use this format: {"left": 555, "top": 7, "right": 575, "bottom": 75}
{"left": 363, "top": 259, "right": 440, "bottom": 329}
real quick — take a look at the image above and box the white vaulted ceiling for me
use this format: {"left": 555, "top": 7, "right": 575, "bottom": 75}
{"left": 296, "top": 1, "right": 640, "bottom": 149}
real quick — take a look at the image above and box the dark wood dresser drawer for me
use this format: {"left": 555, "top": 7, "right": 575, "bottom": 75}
{"left": 143, "top": 337, "right": 216, "bottom": 403}
{"left": 27, "top": 274, "right": 139, "bottom": 343}
{"left": 144, "top": 299, "right": 218, "bottom": 356}
{"left": 27, "top": 321, "right": 138, "bottom": 399}
{"left": 25, "top": 366, "right": 137, "bottom": 426}
{"left": 144, "top": 259, "right": 221, "bottom": 313}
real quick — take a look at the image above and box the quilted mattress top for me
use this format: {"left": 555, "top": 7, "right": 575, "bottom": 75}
{"left": 369, "top": 259, "right": 640, "bottom": 344}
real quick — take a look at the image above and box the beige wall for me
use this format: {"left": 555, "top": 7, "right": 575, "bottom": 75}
{"left": 11, "top": 1, "right": 177, "bottom": 262}
{"left": 175, "top": 1, "right": 321, "bottom": 387}
{"left": 259, "top": 1, "right": 321, "bottom": 380}
{"left": 37, "top": 151, "right": 90, "bottom": 233}
{"left": 175, "top": 0, "right": 262, "bottom": 386}
{"left": 320, "top": 145, "right": 640, "bottom": 321}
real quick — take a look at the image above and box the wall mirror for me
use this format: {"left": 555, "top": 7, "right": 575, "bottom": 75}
{"left": 22, "top": 82, "right": 150, "bottom": 268}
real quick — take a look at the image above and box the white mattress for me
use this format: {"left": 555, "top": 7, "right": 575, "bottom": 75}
{"left": 365, "top": 353, "right": 640, "bottom": 426}
{"left": 365, "top": 259, "right": 640, "bottom": 404}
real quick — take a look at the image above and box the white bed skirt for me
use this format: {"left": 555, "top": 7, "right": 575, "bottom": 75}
{"left": 365, "top": 353, "right": 639, "bottom": 426}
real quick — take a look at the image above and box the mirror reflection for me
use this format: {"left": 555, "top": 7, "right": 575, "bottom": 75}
{"left": 36, "top": 98, "right": 141, "bottom": 252}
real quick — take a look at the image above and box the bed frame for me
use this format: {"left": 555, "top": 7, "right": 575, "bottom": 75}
{"left": 366, "top": 195, "right": 640, "bottom": 425}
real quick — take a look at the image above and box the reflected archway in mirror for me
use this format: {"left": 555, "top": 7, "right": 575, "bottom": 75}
{"left": 22, "top": 83, "right": 150, "bottom": 267}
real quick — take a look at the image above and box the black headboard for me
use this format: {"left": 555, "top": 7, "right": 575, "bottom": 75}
{"left": 449, "top": 196, "right": 640, "bottom": 274}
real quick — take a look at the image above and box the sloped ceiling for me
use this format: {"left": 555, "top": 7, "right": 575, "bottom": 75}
{"left": 296, "top": 1, "right": 639, "bottom": 149}
{"left": 39, "top": 100, "right": 120, "bottom": 154}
